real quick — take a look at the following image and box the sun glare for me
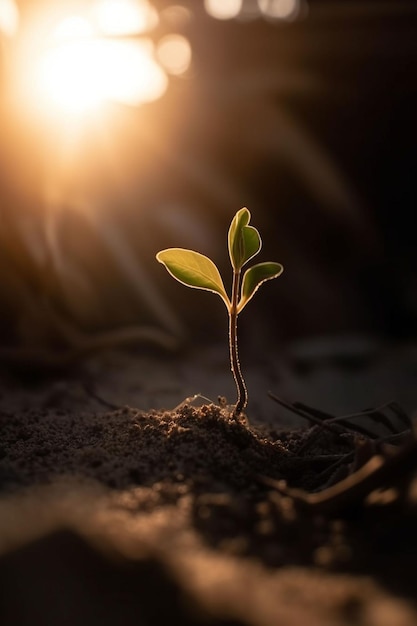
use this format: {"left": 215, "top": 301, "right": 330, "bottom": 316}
{"left": 0, "top": 0, "right": 18, "bottom": 37}
{"left": 94, "top": 0, "right": 159, "bottom": 36}
{"left": 37, "top": 40, "right": 102, "bottom": 114}
{"left": 20, "top": 3, "right": 170, "bottom": 117}
{"left": 52, "top": 15, "right": 94, "bottom": 42}
{"left": 36, "top": 38, "right": 167, "bottom": 114}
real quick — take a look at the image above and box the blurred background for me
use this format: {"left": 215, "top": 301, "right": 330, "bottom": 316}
{"left": 0, "top": 0, "right": 416, "bottom": 371}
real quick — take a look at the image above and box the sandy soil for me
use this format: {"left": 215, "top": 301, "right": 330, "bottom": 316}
{"left": 1, "top": 343, "right": 417, "bottom": 626}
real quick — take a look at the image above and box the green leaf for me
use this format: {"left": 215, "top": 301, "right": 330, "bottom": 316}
{"left": 156, "top": 248, "right": 230, "bottom": 309}
{"left": 238, "top": 262, "right": 283, "bottom": 313}
{"left": 228, "top": 207, "right": 261, "bottom": 271}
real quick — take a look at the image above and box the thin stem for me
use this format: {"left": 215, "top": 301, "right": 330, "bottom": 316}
{"left": 229, "top": 268, "right": 247, "bottom": 418}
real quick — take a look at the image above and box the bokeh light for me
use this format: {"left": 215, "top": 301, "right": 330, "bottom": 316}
{"left": 156, "top": 34, "right": 191, "bottom": 76}
{"left": 258, "top": 0, "right": 300, "bottom": 20}
{"left": 204, "top": 0, "right": 242, "bottom": 21}
{"left": 93, "top": 0, "right": 159, "bottom": 36}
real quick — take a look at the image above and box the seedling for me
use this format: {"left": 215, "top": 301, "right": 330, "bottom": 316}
{"left": 156, "top": 208, "right": 283, "bottom": 418}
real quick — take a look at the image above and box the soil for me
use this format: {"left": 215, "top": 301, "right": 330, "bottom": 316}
{"left": 1, "top": 343, "right": 417, "bottom": 626}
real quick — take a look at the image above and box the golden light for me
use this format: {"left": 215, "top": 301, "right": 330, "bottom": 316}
{"left": 37, "top": 39, "right": 103, "bottom": 114}
{"left": 93, "top": 0, "right": 159, "bottom": 36}
{"left": 204, "top": 0, "right": 242, "bottom": 21}
{"left": 13, "top": 3, "right": 171, "bottom": 119}
{"left": 156, "top": 35, "right": 191, "bottom": 76}
{"left": 52, "top": 15, "right": 94, "bottom": 41}
{"left": 0, "top": 0, "right": 18, "bottom": 37}
{"left": 258, "top": 0, "right": 300, "bottom": 20}
{"left": 35, "top": 37, "right": 167, "bottom": 114}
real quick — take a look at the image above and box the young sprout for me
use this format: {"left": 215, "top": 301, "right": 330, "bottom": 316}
{"left": 156, "top": 208, "right": 283, "bottom": 419}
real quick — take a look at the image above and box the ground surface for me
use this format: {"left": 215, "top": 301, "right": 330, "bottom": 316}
{"left": 1, "top": 338, "right": 417, "bottom": 626}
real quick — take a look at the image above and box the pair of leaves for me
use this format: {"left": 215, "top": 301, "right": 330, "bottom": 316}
{"left": 156, "top": 208, "right": 283, "bottom": 313}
